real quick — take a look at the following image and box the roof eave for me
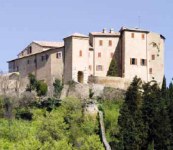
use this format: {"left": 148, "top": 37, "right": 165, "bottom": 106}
{"left": 120, "top": 29, "right": 149, "bottom": 33}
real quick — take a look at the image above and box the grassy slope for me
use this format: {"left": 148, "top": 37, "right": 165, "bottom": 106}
{"left": 101, "top": 100, "right": 123, "bottom": 144}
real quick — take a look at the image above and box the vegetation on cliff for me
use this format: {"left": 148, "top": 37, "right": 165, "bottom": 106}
{"left": 1, "top": 75, "right": 173, "bottom": 150}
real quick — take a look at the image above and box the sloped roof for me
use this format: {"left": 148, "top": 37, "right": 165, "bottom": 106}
{"left": 64, "top": 32, "right": 88, "bottom": 39}
{"left": 33, "top": 41, "right": 64, "bottom": 48}
{"left": 119, "top": 27, "right": 149, "bottom": 33}
{"left": 90, "top": 32, "right": 120, "bottom": 37}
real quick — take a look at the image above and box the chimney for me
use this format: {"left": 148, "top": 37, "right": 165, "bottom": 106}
{"left": 110, "top": 28, "right": 114, "bottom": 33}
{"left": 102, "top": 28, "right": 107, "bottom": 33}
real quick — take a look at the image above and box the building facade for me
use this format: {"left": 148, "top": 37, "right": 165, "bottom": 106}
{"left": 8, "top": 27, "right": 165, "bottom": 90}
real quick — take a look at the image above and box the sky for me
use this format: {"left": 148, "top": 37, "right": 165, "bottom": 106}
{"left": 0, "top": 0, "right": 173, "bottom": 83}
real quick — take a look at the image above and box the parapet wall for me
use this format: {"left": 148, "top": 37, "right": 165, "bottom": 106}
{"left": 88, "top": 76, "right": 131, "bottom": 90}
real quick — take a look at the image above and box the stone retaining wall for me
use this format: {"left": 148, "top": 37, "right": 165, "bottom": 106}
{"left": 89, "top": 76, "right": 131, "bottom": 90}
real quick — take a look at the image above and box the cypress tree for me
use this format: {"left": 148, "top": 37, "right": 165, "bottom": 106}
{"left": 168, "top": 82, "right": 173, "bottom": 100}
{"left": 107, "top": 59, "right": 118, "bottom": 76}
{"left": 142, "top": 81, "right": 171, "bottom": 149}
{"left": 161, "top": 76, "right": 167, "bottom": 100}
{"left": 118, "top": 76, "right": 146, "bottom": 150}
{"left": 142, "top": 82, "right": 159, "bottom": 149}
{"left": 168, "top": 82, "right": 173, "bottom": 148}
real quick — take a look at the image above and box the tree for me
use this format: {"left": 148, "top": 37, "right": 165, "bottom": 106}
{"left": 142, "top": 81, "right": 172, "bottom": 149}
{"left": 168, "top": 81, "right": 173, "bottom": 100}
{"left": 53, "top": 79, "right": 63, "bottom": 98}
{"left": 118, "top": 76, "right": 146, "bottom": 149}
{"left": 161, "top": 76, "right": 168, "bottom": 100}
{"left": 107, "top": 59, "right": 118, "bottom": 76}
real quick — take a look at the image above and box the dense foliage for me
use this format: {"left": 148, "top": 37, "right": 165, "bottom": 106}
{"left": 117, "top": 76, "right": 173, "bottom": 150}
{"left": 1, "top": 75, "right": 173, "bottom": 150}
{"left": 0, "top": 97, "right": 104, "bottom": 150}
{"left": 26, "top": 73, "right": 48, "bottom": 96}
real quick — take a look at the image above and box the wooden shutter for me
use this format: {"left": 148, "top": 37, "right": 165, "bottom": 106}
{"left": 135, "top": 58, "right": 137, "bottom": 65}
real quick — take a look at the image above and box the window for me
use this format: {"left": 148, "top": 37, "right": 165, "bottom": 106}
{"left": 57, "top": 52, "right": 62, "bottom": 59}
{"left": 27, "top": 60, "right": 30, "bottom": 64}
{"left": 149, "top": 68, "right": 152, "bottom": 74}
{"left": 131, "top": 33, "right": 134, "bottom": 38}
{"left": 46, "top": 54, "right": 49, "bottom": 60}
{"left": 109, "top": 40, "right": 112, "bottom": 46}
{"left": 41, "top": 56, "right": 44, "bottom": 61}
{"left": 89, "top": 65, "right": 92, "bottom": 70}
{"left": 142, "top": 34, "right": 145, "bottom": 39}
{"left": 16, "top": 66, "right": 19, "bottom": 72}
{"left": 99, "top": 40, "right": 103, "bottom": 46}
{"left": 141, "top": 59, "right": 147, "bottom": 66}
{"left": 130, "top": 58, "right": 137, "bottom": 65}
{"left": 111, "top": 53, "right": 114, "bottom": 58}
{"left": 96, "top": 65, "right": 103, "bottom": 71}
{"left": 151, "top": 55, "right": 155, "bottom": 60}
{"left": 27, "top": 46, "right": 32, "bottom": 54}
{"left": 98, "top": 52, "right": 101, "bottom": 58}
{"left": 79, "top": 50, "right": 82, "bottom": 57}
{"left": 34, "top": 59, "right": 37, "bottom": 64}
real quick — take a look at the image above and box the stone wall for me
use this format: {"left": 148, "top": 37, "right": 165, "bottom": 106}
{"left": 88, "top": 76, "right": 131, "bottom": 90}
{"left": 0, "top": 73, "right": 20, "bottom": 97}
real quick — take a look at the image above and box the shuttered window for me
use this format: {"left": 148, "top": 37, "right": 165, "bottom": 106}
{"left": 130, "top": 58, "right": 137, "bottom": 65}
{"left": 79, "top": 50, "right": 82, "bottom": 57}
{"left": 109, "top": 40, "right": 112, "bottom": 46}
{"left": 140, "top": 59, "right": 147, "bottom": 66}
{"left": 99, "top": 40, "right": 103, "bottom": 46}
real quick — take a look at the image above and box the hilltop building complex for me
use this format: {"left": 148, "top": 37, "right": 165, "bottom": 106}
{"left": 8, "top": 27, "right": 165, "bottom": 90}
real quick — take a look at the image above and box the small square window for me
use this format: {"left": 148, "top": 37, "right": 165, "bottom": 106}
{"left": 109, "top": 40, "right": 112, "bottom": 46}
{"left": 96, "top": 65, "right": 103, "bottom": 71}
{"left": 98, "top": 52, "right": 101, "bottom": 58}
{"left": 142, "top": 34, "right": 145, "bottom": 39}
{"left": 99, "top": 40, "right": 103, "bottom": 46}
{"left": 89, "top": 65, "right": 92, "bottom": 70}
{"left": 131, "top": 33, "right": 134, "bottom": 38}
{"left": 57, "top": 52, "right": 62, "bottom": 59}
{"left": 149, "top": 68, "right": 152, "bottom": 74}
{"left": 79, "top": 50, "right": 82, "bottom": 57}
{"left": 141, "top": 59, "right": 146, "bottom": 66}
{"left": 151, "top": 55, "right": 155, "bottom": 60}
{"left": 130, "top": 58, "right": 137, "bottom": 65}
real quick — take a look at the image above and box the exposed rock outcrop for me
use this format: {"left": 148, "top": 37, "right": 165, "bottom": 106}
{"left": 60, "top": 82, "right": 89, "bottom": 100}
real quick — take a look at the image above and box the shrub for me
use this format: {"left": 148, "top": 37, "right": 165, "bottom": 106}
{"left": 18, "top": 91, "right": 36, "bottom": 108}
{"left": 53, "top": 79, "right": 63, "bottom": 98}
{"left": 26, "top": 73, "right": 37, "bottom": 92}
{"left": 89, "top": 89, "right": 94, "bottom": 99}
{"left": 36, "top": 81, "right": 48, "bottom": 96}
{"left": 16, "top": 108, "right": 33, "bottom": 121}
{"left": 26, "top": 74, "right": 48, "bottom": 97}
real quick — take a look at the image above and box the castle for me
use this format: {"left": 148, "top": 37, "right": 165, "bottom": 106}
{"left": 8, "top": 27, "right": 165, "bottom": 91}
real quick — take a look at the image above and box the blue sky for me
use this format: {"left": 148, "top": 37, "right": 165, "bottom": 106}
{"left": 0, "top": 0, "right": 173, "bottom": 83}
